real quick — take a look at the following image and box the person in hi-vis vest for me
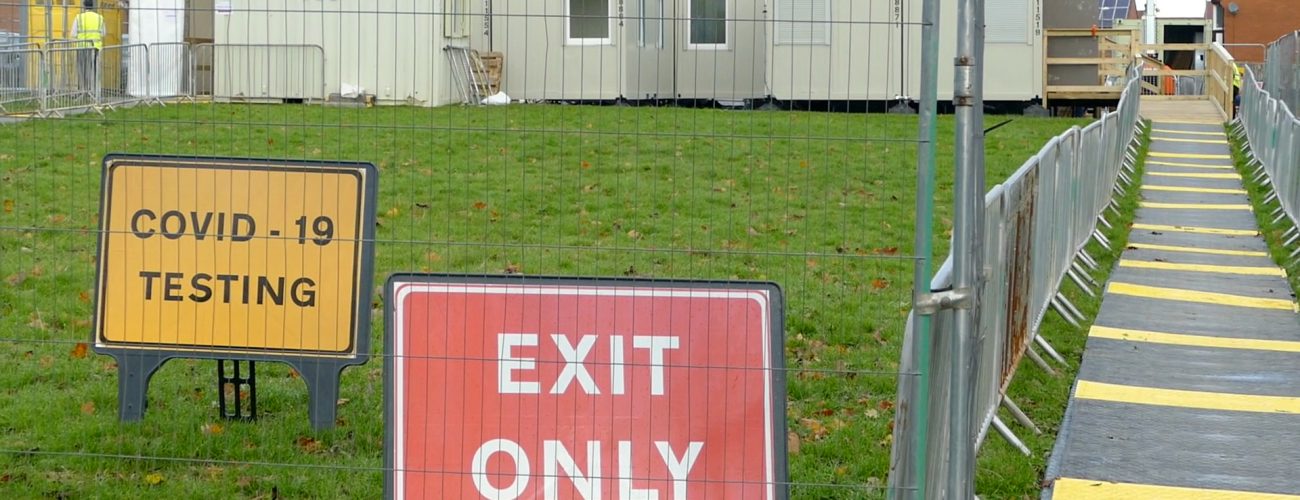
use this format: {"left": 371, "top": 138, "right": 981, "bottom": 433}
{"left": 69, "top": 0, "right": 106, "bottom": 93}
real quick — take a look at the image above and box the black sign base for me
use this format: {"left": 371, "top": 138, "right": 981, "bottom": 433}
{"left": 113, "top": 352, "right": 167, "bottom": 422}
{"left": 107, "top": 351, "right": 346, "bottom": 431}
{"left": 218, "top": 359, "right": 258, "bottom": 421}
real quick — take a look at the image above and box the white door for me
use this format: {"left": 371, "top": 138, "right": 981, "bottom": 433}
{"left": 673, "top": 0, "right": 766, "bottom": 102}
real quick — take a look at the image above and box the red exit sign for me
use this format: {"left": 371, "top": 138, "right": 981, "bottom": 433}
{"left": 384, "top": 276, "right": 788, "bottom": 499}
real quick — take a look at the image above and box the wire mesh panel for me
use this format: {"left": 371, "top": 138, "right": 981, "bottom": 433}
{"left": 142, "top": 42, "right": 191, "bottom": 100}
{"left": 0, "top": 1, "right": 947, "bottom": 499}
{"left": 0, "top": 48, "right": 42, "bottom": 115}
{"left": 97, "top": 44, "right": 152, "bottom": 109}
{"left": 40, "top": 46, "right": 97, "bottom": 116}
{"left": 1264, "top": 31, "right": 1300, "bottom": 114}
{"left": 193, "top": 44, "right": 326, "bottom": 103}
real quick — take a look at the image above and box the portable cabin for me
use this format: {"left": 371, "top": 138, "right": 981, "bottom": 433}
{"left": 471, "top": 0, "right": 767, "bottom": 103}
{"left": 25, "top": 0, "right": 127, "bottom": 46}
{"left": 765, "top": 0, "right": 1044, "bottom": 106}
{"left": 211, "top": 0, "right": 464, "bottom": 106}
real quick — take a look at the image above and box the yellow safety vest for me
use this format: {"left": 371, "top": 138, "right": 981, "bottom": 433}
{"left": 76, "top": 11, "right": 104, "bottom": 49}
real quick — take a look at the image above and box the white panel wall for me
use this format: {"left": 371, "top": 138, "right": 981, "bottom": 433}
{"left": 770, "top": 0, "right": 1043, "bottom": 103}
{"left": 215, "top": 0, "right": 454, "bottom": 106}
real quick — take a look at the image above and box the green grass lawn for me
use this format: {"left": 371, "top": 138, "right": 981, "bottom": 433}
{"left": 0, "top": 103, "right": 1087, "bottom": 498}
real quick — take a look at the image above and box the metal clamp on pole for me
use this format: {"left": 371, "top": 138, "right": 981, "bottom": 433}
{"left": 915, "top": 287, "right": 975, "bottom": 315}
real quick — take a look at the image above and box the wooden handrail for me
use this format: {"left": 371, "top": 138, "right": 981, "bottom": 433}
{"left": 1139, "top": 43, "right": 1211, "bottom": 52}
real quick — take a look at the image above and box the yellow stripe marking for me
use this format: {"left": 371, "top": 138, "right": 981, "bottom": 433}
{"left": 1151, "top": 128, "right": 1228, "bottom": 137}
{"left": 1090, "top": 325, "right": 1300, "bottom": 353}
{"left": 1139, "top": 201, "right": 1251, "bottom": 211}
{"left": 1133, "top": 223, "right": 1253, "bottom": 236}
{"left": 1148, "top": 151, "right": 1232, "bottom": 160}
{"left": 1074, "top": 380, "right": 1300, "bottom": 413}
{"left": 1149, "top": 171, "right": 1241, "bottom": 180}
{"left": 1151, "top": 136, "right": 1229, "bottom": 145}
{"left": 1146, "top": 160, "right": 1233, "bottom": 169}
{"left": 1108, "top": 282, "right": 1296, "bottom": 311}
{"left": 1131, "top": 223, "right": 1256, "bottom": 236}
{"left": 1141, "top": 184, "right": 1246, "bottom": 194}
{"left": 1153, "top": 119, "right": 1224, "bottom": 125}
{"left": 1127, "top": 242, "right": 1266, "bottom": 257}
{"left": 1053, "top": 477, "right": 1300, "bottom": 499}
{"left": 1118, "top": 259, "right": 1285, "bottom": 276}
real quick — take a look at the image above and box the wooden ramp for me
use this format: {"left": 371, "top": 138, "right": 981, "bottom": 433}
{"left": 1043, "top": 119, "right": 1300, "bottom": 498}
{"left": 1140, "top": 96, "right": 1228, "bottom": 123}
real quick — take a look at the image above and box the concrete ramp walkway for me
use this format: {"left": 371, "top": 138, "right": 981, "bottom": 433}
{"left": 1043, "top": 120, "right": 1300, "bottom": 498}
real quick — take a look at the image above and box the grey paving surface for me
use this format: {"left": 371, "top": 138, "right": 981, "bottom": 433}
{"left": 1043, "top": 121, "right": 1300, "bottom": 497}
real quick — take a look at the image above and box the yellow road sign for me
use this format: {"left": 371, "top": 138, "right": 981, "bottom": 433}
{"left": 93, "top": 155, "right": 377, "bottom": 357}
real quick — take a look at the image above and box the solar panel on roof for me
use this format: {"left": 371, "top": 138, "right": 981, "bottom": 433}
{"left": 1098, "top": 0, "right": 1131, "bottom": 28}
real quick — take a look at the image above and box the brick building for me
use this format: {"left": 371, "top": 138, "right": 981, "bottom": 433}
{"left": 1211, "top": 0, "right": 1300, "bottom": 62}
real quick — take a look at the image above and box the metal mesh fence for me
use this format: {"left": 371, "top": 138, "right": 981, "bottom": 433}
{"left": 1264, "top": 31, "right": 1300, "bottom": 115}
{"left": 0, "top": 1, "right": 1076, "bottom": 498}
{"left": 0, "top": 47, "right": 42, "bottom": 115}
{"left": 889, "top": 65, "right": 1145, "bottom": 496}
{"left": 1241, "top": 33, "right": 1300, "bottom": 241}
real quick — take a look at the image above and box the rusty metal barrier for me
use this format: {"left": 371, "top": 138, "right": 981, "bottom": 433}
{"left": 890, "top": 64, "right": 1144, "bottom": 494}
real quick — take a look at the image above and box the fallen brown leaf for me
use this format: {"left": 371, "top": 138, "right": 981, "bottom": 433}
{"left": 295, "top": 436, "right": 322, "bottom": 453}
{"left": 70, "top": 343, "right": 88, "bottom": 359}
{"left": 80, "top": 401, "right": 95, "bottom": 415}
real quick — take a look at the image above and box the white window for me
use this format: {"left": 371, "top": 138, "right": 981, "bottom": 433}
{"left": 775, "top": 0, "right": 829, "bottom": 45}
{"left": 640, "top": 0, "right": 664, "bottom": 48}
{"left": 569, "top": 0, "right": 612, "bottom": 45}
{"left": 444, "top": 0, "right": 470, "bottom": 39}
{"left": 986, "top": 0, "right": 1030, "bottom": 44}
{"left": 688, "top": 0, "right": 727, "bottom": 49}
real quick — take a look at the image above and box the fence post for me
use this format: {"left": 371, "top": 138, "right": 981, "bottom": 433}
{"left": 949, "top": 0, "right": 986, "bottom": 496}
{"left": 890, "top": 0, "right": 942, "bottom": 495}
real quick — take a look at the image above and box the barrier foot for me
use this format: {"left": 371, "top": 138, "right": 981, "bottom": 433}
{"left": 1107, "top": 203, "right": 1122, "bottom": 218}
{"left": 292, "top": 360, "right": 344, "bottom": 431}
{"left": 1117, "top": 171, "right": 1134, "bottom": 187}
{"left": 1051, "top": 295, "right": 1084, "bottom": 331}
{"left": 112, "top": 352, "right": 168, "bottom": 423}
{"left": 992, "top": 416, "right": 1031, "bottom": 456}
{"left": 1077, "top": 250, "right": 1100, "bottom": 271}
{"left": 1272, "top": 212, "right": 1289, "bottom": 226}
{"left": 1266, "top": 192, "right": 1281, "bottom": 206}
{"left": 1072, "top": 260, "right": 1099, "bottom": 285}
{"left": 1002, "top": 396, "right": 1041, "bottom": 434}
{"left": 1288, "top": 246, "right": 1300, "bottom": 260}
{"left": 1283, "top": 231, "right": 1300, "bottom": 248}
{"left": 1098, "top": 214, "right": 1114, "bottom": 230}
{"left": 1091, "top": 229, "right": 1112, "bottom": 251}
{"left": 1253, "top": 169, "right": 1270, "bottom": 184}
{"left": 1067, "top": 268, "right": 1097, "bottom": 298}
{"left": 1026, "top": 346, "right": 1055, "bottom": 375}
{"left": 1036, "top": 333, "right": 1069, "bottom": 365}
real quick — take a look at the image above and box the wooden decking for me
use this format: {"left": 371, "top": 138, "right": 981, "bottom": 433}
{"left": 1140, "top": 96, "right": 1228, "bottom": 123}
